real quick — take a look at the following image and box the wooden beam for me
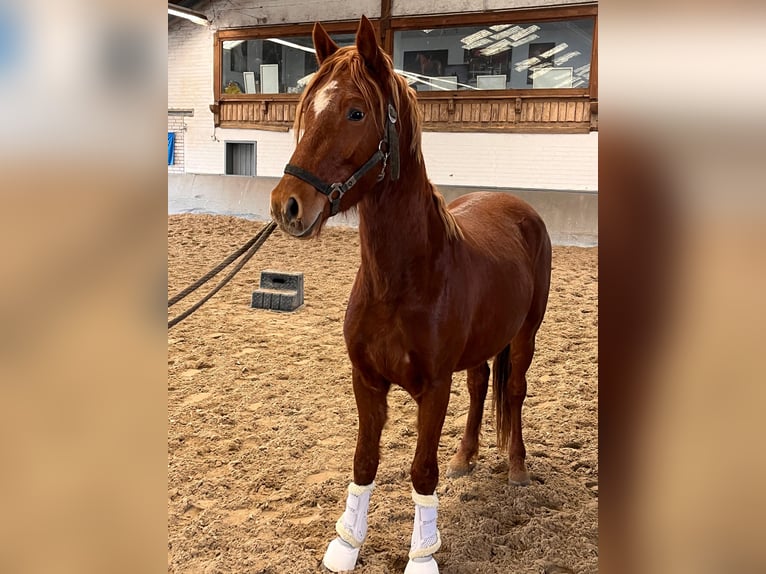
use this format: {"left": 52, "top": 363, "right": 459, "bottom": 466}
{"left": 380, "top": 0, "right": 393, "bottom": 54}
{"left": 213, "top": 31, "right": 221, "bottom": 103}
{"left": 590, "top": 15, "right": 598, "bottom": 101}
{"left": 388, "top": 4, "right": 598, "bottom": 30}
{"left": 217, "top": 20, "right": 379, "bottom": 40}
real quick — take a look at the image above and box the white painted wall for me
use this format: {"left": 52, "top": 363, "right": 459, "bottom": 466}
{"left": 210, "top": 129, "right": 598, "bottom": 192}
{"left": 422, "top": 131, "right": 597, "bottom": 191}
{"left": 215, "top": 129, "right": 297, "bottom": 176}
{"left": 210, "top": 0, "right": 380, "bottom": 29}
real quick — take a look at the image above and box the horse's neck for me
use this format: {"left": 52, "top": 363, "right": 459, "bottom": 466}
{"left": 356, "top": 159, "right": 448, "bottom": 292}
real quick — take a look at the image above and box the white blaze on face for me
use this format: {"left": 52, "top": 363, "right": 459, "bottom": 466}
{"left": 312, "top": 80, "right": 338, "bottom": 116}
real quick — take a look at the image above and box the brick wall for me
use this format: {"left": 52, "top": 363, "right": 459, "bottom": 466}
{"left": 168, "top": 19, "right": 221, "bottom": 174}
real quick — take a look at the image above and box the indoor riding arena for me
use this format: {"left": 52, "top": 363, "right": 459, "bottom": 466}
{"left": 168, "top": 0, "right": 598, "bottom": 572}
{"left": 167, "top": 215, "right": 598, "bottom": 573}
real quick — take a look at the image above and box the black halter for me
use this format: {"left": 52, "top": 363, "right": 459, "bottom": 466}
{"left": 283, "top": 103, "right": 400, "bottom": 216}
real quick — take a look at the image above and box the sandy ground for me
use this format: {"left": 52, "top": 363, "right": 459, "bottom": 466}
{"left": 168, "top": 214, "right": 598, "bottom": 574}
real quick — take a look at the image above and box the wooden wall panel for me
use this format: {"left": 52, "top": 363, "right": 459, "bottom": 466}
{"left": 498, "top": 102, "right": 508, "bottom": 122}
{"left": 219, "top": 95, "right": 592, "bottom": 133}
{"left": 550, "top": 101, "right": 559, "bottom": 122}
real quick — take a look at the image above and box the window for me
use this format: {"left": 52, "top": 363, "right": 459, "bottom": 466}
{"left": 221, "top": 34, "right": 355, "bottom": 95}
{"left": 212, "top": 10, "right": 597, "bottom": 133}
{"left": 392, "top": 18, "right": 594, "bottom": 92}
{"left": 225, "top": 142, "right": 256, "bottom": 176}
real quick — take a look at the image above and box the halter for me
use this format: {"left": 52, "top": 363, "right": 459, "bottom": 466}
{"left": 283, "top": 102, "right": 400, "bottom": 216}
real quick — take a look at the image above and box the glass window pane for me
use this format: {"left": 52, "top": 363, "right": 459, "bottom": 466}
{"left": 222, "top": 34, "right": 355, "bottom": 95}
{"left": 393, "top": 18, "right": 594, "bottom": 91}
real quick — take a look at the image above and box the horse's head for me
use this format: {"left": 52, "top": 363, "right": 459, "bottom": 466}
{"left": 270, "top": 16, "right": 406, "bottom": 239}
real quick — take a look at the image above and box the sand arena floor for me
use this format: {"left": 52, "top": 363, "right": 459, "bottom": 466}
{"left": 168, "top": 214, "right": 598, "bottom": 574}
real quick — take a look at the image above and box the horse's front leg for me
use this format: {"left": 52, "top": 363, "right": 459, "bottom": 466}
{"left": 406, "top": 378, "right": 451, "bottom": 574}
{"left": 322, "top": 367, "right": 390, "bottom": 573}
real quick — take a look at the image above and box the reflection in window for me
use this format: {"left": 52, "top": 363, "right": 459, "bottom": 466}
{"left": 222, "top": 34, "right": 355, "bottom": 95}
{"left": 392, "top": 19, "right": 594, "bottom": 91}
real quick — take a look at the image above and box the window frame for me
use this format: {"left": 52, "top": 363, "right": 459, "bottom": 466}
{"left": 224, "top": 141, "right": 257, "bottom": 176}
{"left": 210, "top": 5, "right": 598, "bottom": 132}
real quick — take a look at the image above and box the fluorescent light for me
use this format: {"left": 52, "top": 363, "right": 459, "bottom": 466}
{"left": 539, "top": 43, "right": 568, "bottom": 59}
{"left": 297, "top": 73, "right": 316, "bottom": 87}
{"left": 480, "top": 39, "right": 512, "bottom": 56}
{"left": 510, "top": 33, "right": 539, "bottom": 48}
{"left": 394, "top": 69, "right": 478, "bottom": 91}
{"left": 460, "top": 29, "right": 492, "bottom": 45}
{"left": 168, "top": 4, "right": 210, "bottom": 26}
{"left": 490, "top": 26, "right": 522, "bottom": 41}
{"left": 554, "top": 50, "right": 581, "bottom": 66}
{"left": 462, "top": 37, "right": 492, "bottom": 50}
{"left": 515, "top": 57, "right": 540, "bottom": 72}
{"left": 225, "top": 37, "right": 318, "bottom": 53}
{"left": 510, "top": 25, "right": 540, "bottom": 42}
{"left": 223, "top": 40, "right": 245, "bottom": 50}
{"left": 266, "top": 38, "right": 316, "bottom": 54}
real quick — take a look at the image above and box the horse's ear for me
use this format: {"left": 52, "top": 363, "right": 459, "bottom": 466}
{"left": 355, "top": 15, "right": 384, "bottom": 73}
{"left": 313, "top": 22, "right": 338, "bottom": 65}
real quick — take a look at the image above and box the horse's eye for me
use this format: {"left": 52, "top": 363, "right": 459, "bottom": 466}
{"left": 347, "top": 109, "right": 365, "bottom": 121}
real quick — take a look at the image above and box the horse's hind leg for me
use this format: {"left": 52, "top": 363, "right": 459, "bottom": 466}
{"left": 507, "top": 320, "right": 542, "bottom": 485}
{"left": 447, "top": 362, "right": 490, "bottom": 477}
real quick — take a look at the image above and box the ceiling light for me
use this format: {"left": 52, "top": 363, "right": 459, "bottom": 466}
{"left": 168, "top": 4, "right": 210, "bottom": 26}
{"left": 266, "top": 38, "right": 316, "bottom": 54}
{"left": 223, "top": 40, "right": 245, "bottom": 50}
{"left": 480, "top": 39, "right": 512, "bottom": 56}
{"left": 460, "top": 29, "right": 492, "bottom": 45}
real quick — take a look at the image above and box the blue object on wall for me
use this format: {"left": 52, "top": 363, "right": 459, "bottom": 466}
{"left": 168, "top": 132, "right": 176, "bottom": 165}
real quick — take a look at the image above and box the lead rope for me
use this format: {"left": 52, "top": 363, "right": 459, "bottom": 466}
{"left": 168, "top": 220, "right": 277, "bottom": 329}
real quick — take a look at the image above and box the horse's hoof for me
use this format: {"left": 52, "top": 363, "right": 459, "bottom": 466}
{"left": 404, "top": 556, "right": 439, "bottom": 574}
{"left": 322, "top": 537, "right": 360, "bottom": 572}
{"left": 508, "top": 461, "right": 531, "bottom": 485}
{"left": 509, "top": 473, "right": 531, "bottom": 486}
{"left": 446, "top": 460, "right": 474, "bottom": 478}
{"left": 446, "top": 452, "right": 476, "bottom": 478}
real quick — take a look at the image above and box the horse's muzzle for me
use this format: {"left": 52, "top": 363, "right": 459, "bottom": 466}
{"left": 271, "top": 198, "right": 323, "bottom": 239}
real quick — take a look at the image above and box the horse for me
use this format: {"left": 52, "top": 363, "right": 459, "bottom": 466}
{"left": 270, "top": 16, "right": 551, "bottom": 574}
{"left": 415, "top": 52, "right": 443, "bottom": 77}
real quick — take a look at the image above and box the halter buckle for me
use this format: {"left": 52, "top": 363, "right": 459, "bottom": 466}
{"left": 328, "top": 182, "right": 344, "bottom": 201}
{"left": 377, "top": 153, "right": 389, "bottom": 182}
{"left": 376, "top": 139, "right": 389, "bottom": 181}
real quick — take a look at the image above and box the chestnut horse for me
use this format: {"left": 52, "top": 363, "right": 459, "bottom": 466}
{"left": 270, "top": 16, "right": 551, "bottom": 574}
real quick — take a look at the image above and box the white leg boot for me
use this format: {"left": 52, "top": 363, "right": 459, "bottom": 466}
{"left": 404, "top": 490, "right": 441, "bottom": 574}
{"left": 322, "top": 482, "right": 374, "bottom": 572}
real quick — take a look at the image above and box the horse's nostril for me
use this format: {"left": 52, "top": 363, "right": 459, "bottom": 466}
{"left": 286, "top": 197, "right": 300, "bottom": 221}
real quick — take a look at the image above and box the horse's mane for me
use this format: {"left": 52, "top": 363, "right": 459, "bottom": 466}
{"left": 294, "top": 47, "right": 463, "bottom": 241}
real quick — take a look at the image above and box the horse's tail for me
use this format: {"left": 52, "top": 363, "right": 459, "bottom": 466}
{"left": 492, "top": 344, "right": 512, "bottom": 452}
